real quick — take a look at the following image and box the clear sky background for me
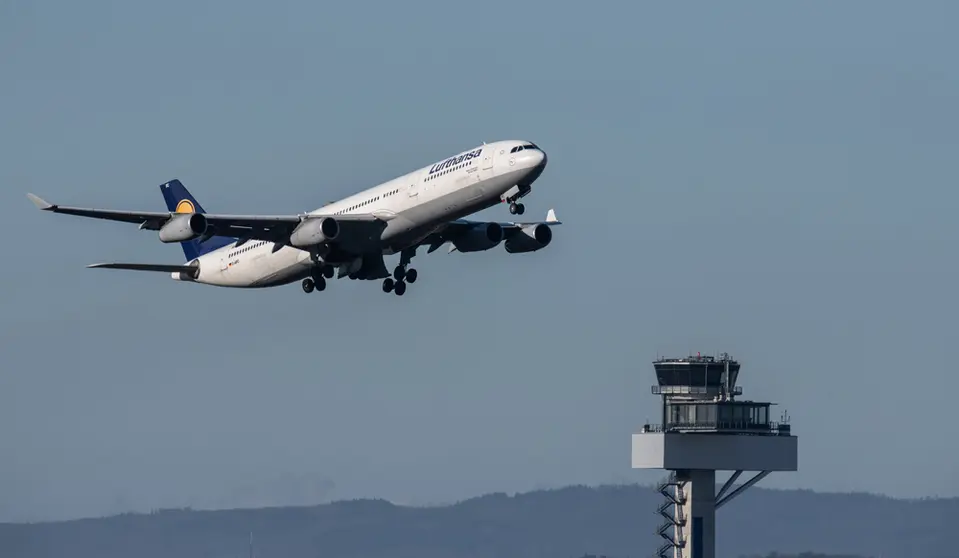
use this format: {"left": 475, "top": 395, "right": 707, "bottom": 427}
{"left": 2, "top": 0, "right": 958, "bottom": 522}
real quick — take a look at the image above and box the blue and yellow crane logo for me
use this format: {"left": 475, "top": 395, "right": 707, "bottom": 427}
{"left": 175, "top": 199, "right": 195, "bottom": 214}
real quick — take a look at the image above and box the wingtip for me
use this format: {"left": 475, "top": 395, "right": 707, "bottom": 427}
{"left": 546, "top": 208, "right": 559, "bottom": 223}
{"left": 26, "top": 193, "right": 53, "bottom": 210}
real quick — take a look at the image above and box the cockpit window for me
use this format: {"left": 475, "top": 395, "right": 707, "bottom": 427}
{"left": 509, "top": 143, "right": 540, "bottom": 154}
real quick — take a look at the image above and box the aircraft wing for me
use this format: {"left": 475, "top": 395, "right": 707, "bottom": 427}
{"left": 448, "top": 208, "right": 562, "bottom": 232}
{"left": 26, "top": 193, "right": 382, "bottom": 245}
{"left": 420, "top": 208, "right": 562, "bottom": 253}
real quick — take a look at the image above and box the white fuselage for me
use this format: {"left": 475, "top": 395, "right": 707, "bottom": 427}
{"left": 178, "top": 140, "right": 547, "bottom": 288}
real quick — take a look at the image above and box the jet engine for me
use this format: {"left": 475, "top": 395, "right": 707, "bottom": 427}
{"left": 158, "top": 213, "right": 209, "bottom": 243}
{"left": 504, "top": 223, "right": 552, "bottom": 253}
{"left": 289, "top": 217, "right": 340, "bottom": 248}
{"left": 452, "top": 222, "right": 504, "bottom": 253}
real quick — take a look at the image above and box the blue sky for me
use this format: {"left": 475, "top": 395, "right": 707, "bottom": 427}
{"left": 2, "top": 0, "right": 958, "bottom": 522}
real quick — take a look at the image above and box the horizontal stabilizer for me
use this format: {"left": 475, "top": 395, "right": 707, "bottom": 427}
{"left": 87, "top": 262, "right": 198, "bottom": 273}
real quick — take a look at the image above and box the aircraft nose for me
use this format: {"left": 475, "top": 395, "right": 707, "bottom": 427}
{"left": 516, "top": 148, "right": 547, "bottom": 185}
{"left": 518, "top": 148, "right": 546, "bottom": 170}
{"left": 532, "top": 148, "right": 546, "bottom": 168}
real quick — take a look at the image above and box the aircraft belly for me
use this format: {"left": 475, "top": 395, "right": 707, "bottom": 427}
{"left": 251, "top": 247, "right": 311, "bottom": 287}
{"left": 200, "top": 246, "right": 310, "bottom": 288}
{"left": 253, "top": 267, "right": 310, "bottom": 288}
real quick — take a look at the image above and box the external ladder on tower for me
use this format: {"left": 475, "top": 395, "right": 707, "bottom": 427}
{"left": 654, "top": 472, "right": 687, "bottom": 558}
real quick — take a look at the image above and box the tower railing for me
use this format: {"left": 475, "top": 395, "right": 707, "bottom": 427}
{"left": 651, "top": 385, "right": 742, "bottom": 397}
{"left": 641, "top": 421, "right": 789, "bottom": 434}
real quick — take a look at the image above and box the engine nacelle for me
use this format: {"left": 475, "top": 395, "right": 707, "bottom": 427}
{"left": 158, "top": 213, "right": 208, "bottom": 243}
{"left": 452, "top": 222, "right": 504, "bottom": 253}
{"left": 289, "top": 217, "right": 340, "bottom": 248}
{"left": 504, "top": 223, "right": 553, "bottom": 254}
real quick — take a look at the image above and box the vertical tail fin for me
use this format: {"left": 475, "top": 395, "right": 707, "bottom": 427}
{"left": 159, "top": 179, "right": 235, "bottom": 261}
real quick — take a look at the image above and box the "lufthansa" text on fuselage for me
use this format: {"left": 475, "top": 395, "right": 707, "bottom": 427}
{"left": 428, "top": 149, "right": 483, "bottom": 175}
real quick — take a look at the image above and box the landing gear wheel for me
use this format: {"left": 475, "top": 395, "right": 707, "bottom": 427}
{"left": 382, "top": 278, "right": 394, "bottom": 293}
{"left": 509, "top": 202, "right": 525, "bottom": 215}
{"left": 405, "top": 268, "right": 418, "bottom": 284}
{"left": 394, "top": 280, "right": 407, "bottom": 296}
{"left": 322, "top": 265, "right": 335, "bottom": 279}
{"left": 314, "top": 277, "right": 326, "bottom": 291}
{"left": 393, "top": 265, "right": 406, "bottom": 281}
{"left": 301, "top": 278, "right": 315, "bottom": 293}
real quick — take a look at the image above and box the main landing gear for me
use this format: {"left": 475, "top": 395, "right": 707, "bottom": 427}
{"left": 382, "top": 248, "right": 418, "bottom": 296}
{"left": 302, "top": 277, "right": 325, "bottom": 293}
{"left": 301, "top": 265, "right": 335, "bottom": 294}
{"left": 382, "top": 265, "right": 417, "bottom": 296}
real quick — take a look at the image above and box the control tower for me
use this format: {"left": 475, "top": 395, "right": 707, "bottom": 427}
{"left": 632, "top": 353, "right": 798, "bottom": 558}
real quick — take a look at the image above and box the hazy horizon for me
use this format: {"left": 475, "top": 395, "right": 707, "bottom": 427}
{"left": 7, "top": 484, "right": 948, "bottom": 558}
{"left": 10, "top": 480, "right": 959, "bottom": 525}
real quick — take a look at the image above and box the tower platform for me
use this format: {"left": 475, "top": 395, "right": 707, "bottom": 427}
{"left": 632, "top": 353, "right": 798, "bottom": 558}
{"left": 632, "top": 431, "right": 797, "bottom": 471}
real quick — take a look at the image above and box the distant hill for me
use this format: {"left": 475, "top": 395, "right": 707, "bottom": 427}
{"left": 739, "top": 555, "right": 870, "bottom": 558}
{"left": 1, "top": 484, "right": 953, "bottom": 558}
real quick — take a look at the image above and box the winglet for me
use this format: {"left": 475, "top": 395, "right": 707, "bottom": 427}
{"left": 546, "top": 208, "right": 559, "bottom": 223}
{"left": 26, "top": 193, "right": 53, "bottom": 210}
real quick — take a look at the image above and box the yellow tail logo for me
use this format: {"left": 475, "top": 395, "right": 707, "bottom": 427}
{"left": 175, "top": 199, "right": 195, "bottom": 214}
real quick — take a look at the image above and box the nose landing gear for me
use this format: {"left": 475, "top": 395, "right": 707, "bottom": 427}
{"left": 504, "top": 184, "right": 531, "bottom": 215}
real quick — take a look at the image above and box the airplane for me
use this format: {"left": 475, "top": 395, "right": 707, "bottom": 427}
{"left": 26, "top": 140, "right": 560, "bottom": 296}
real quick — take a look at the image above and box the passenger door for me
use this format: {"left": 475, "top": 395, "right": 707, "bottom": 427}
{"left": 481, "top": 147, "right": 495, "bottom": 171}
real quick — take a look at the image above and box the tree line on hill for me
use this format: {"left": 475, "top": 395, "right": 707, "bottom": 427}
{"left": 1, "top": 484, "right": 953, "bottom": 558}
